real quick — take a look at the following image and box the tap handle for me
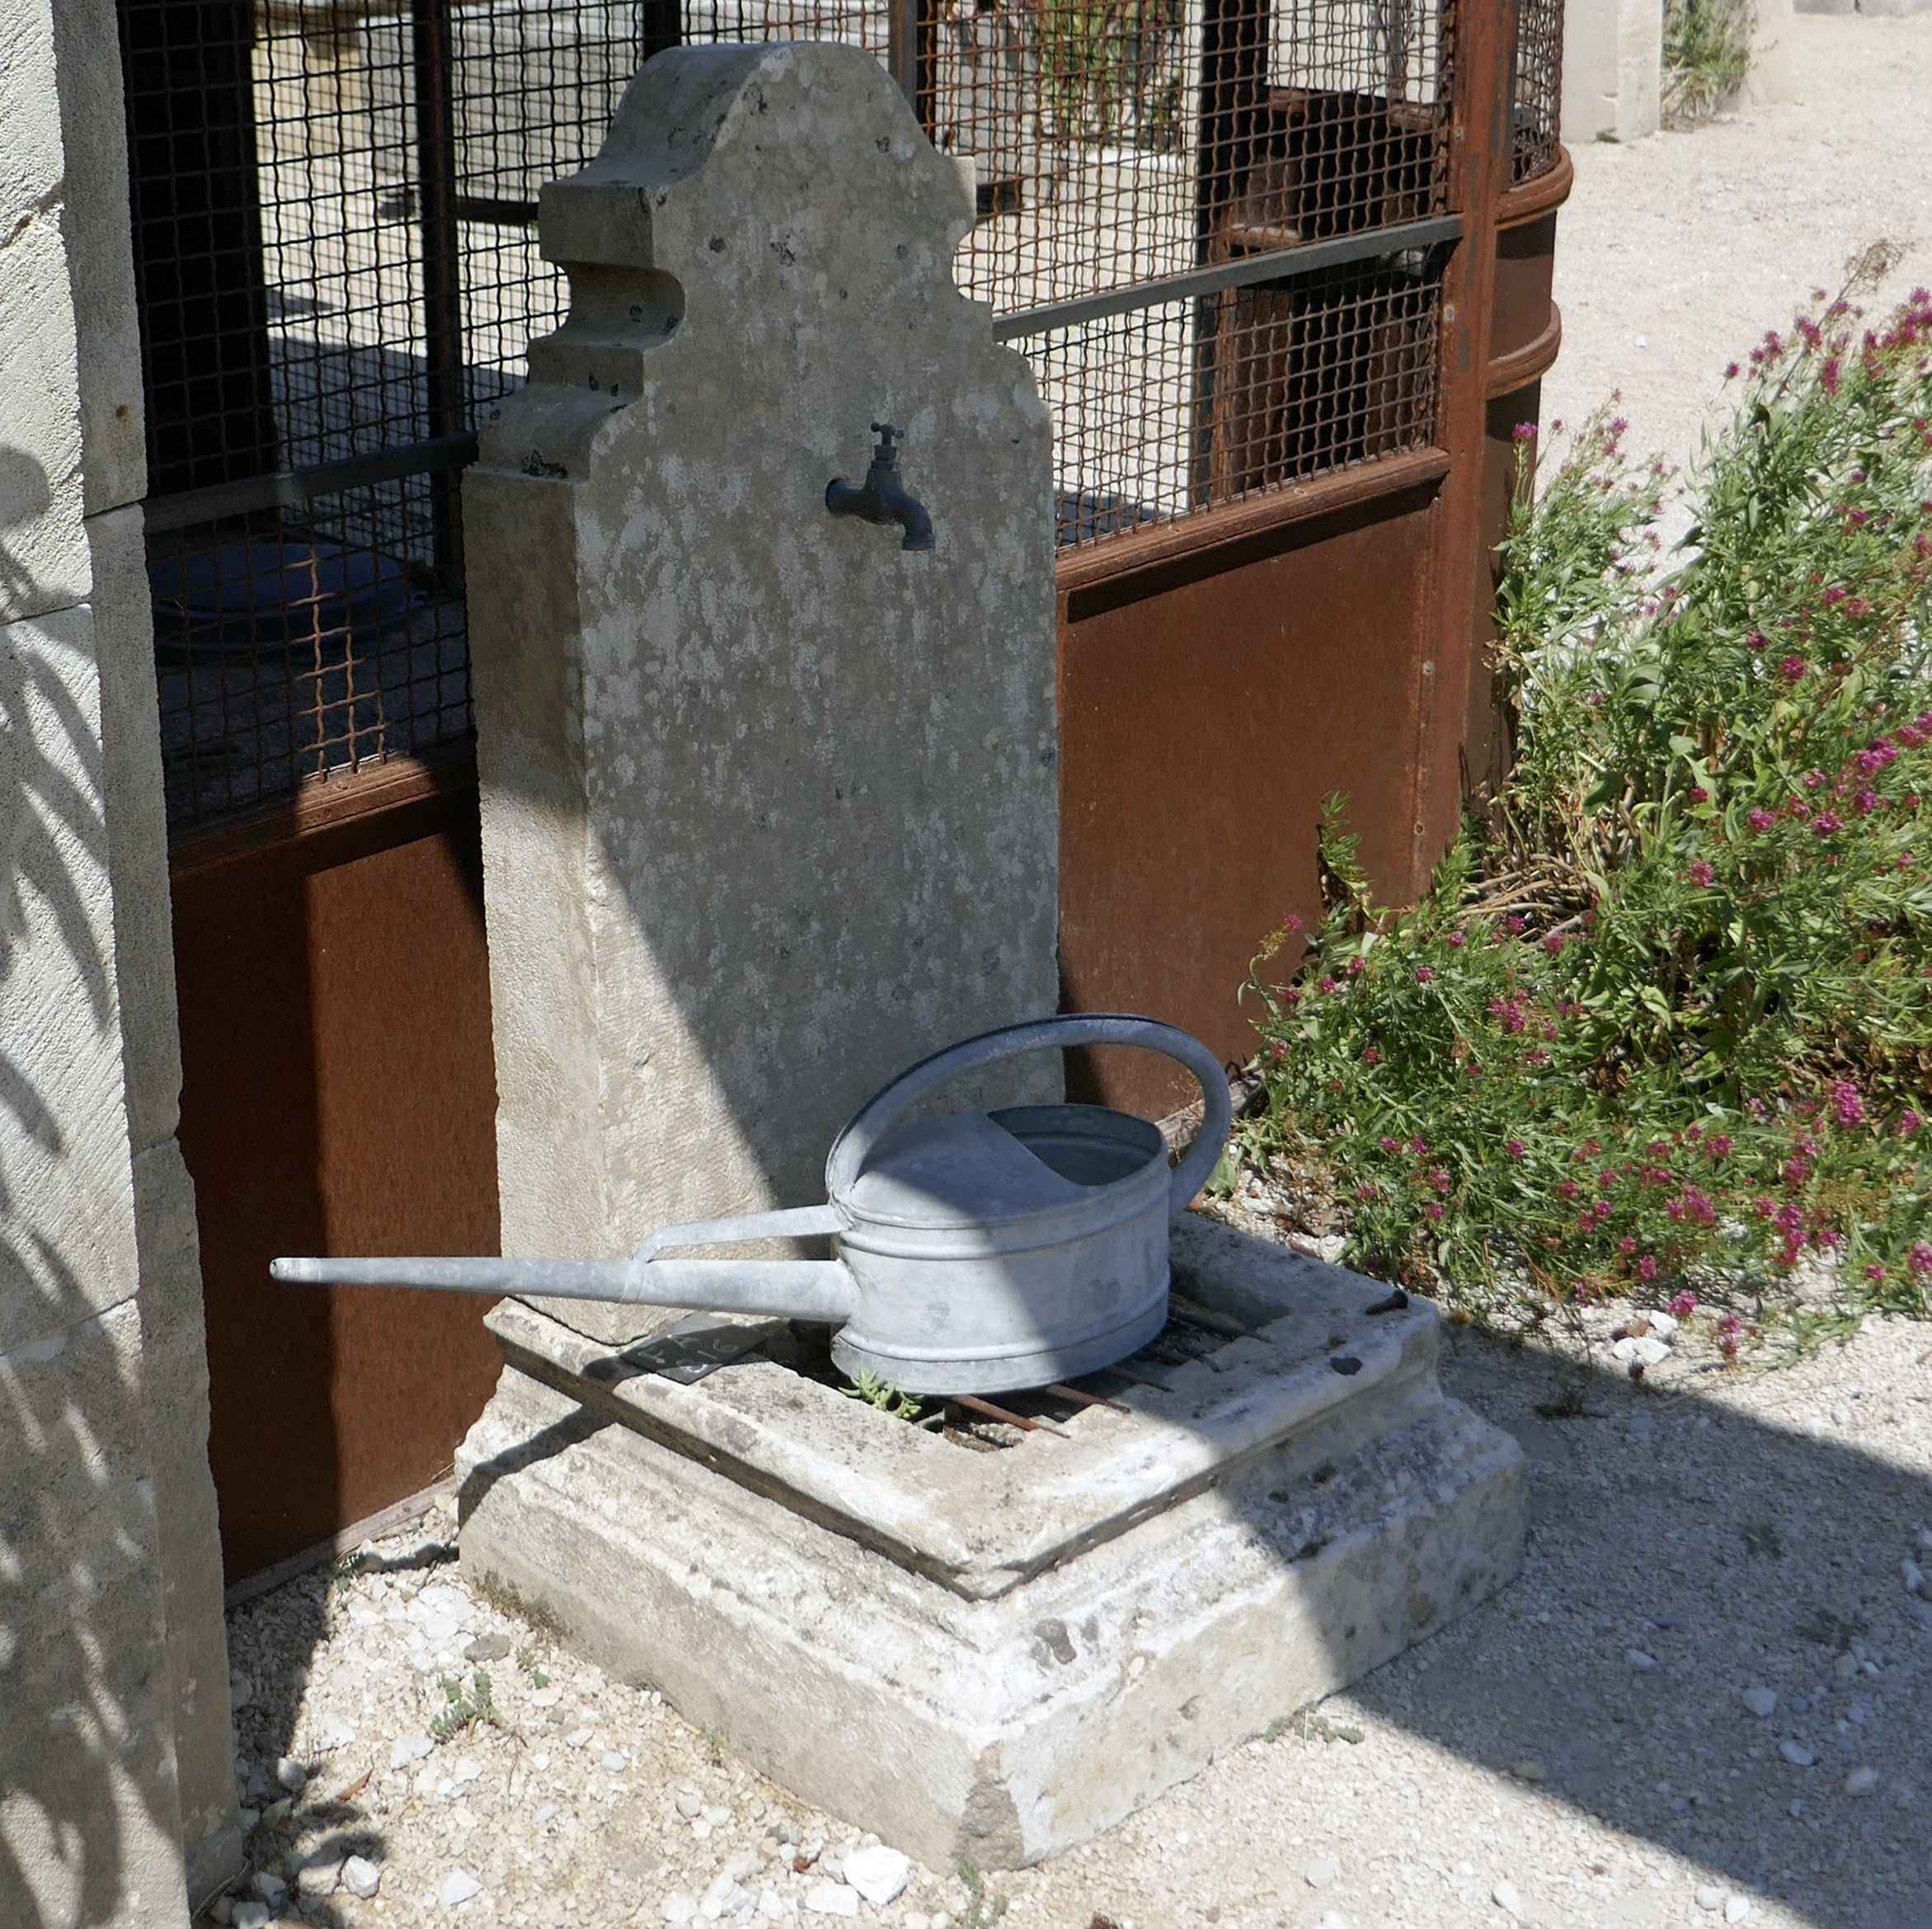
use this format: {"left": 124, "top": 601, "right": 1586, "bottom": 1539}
{"left": 869, "top": 421, "right": 902, "bottom": 460}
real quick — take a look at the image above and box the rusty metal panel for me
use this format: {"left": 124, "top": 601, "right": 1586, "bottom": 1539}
{"left": 172, "top": 762, "right": 502, "bottom": 1583}
{"left": 1057, "top": 483, "right": 1441, "bottom": 1117}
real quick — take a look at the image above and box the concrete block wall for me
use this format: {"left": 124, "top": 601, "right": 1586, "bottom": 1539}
{"left": 2, "top": 0, "right": 241, "bottom": 1918}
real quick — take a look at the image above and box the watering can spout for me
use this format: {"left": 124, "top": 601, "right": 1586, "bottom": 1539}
{"left": 270, "top": 1202, "right": 856, "bottom": 1324}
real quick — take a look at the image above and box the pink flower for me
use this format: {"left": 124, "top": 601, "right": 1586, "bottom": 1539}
{"left": 1617, "top": 1237, "right": 1636, "bottom": 1254}
{"left": 1803, "top": 769, "right": 1826, "bottom": 790}
{"left": 1704, "top": 1132, "right": 1733, "bottom": 1159}
{"left": 1409, "top": 1136, "right": 1429, "bottom": 1157}
{"left": 1268, "top": 1039, "right": 1286, "bottom": 1059}
{"left": 1782, "top": 1156, "right": 1811, "bottom": 1187}
{"left": 1285, "top": 912, "right": 1304, "bottom": 932}
{"left": 1512, "top": 421, "right": 1539, "bottom": 441}
{"left": 1423, "top": 1200, "right": 1444, "bottom": 1221}
{"left": 1347, "top": 957, "right": 1365, "bottom": 977}
{"left": 1746, "top": 807, "right": 1775, "bottom": 833}
{"left": 1428, "top": 1167, "right": 1451, "bottom": 1195}
{"left": 1910, "top": 1241, "right": 1932, "bottom": 1275}
{"left": 1777, "top": 656, "right": 1807, "bottom": 680}
{"left": 1506, "top": 915, "right": 1526, "bottom": 934}
{"left": 1414, "top": 966, "right": 1435, "bottom": 984}
{"left": 1687, "top": 859, "right": 1716, "bottom": 886}
{"left": 1319, "top": 975, "right": 1338, "bottom": 993}
{"left": 1361, "top": 1047, "right": 1381, "bottom": 1066}
{"left": 1638, "top": 1254, "right": 1658, "bottom": 1281}
{"left": 1667, "top": 1290, "right": 1698, "bottom": 1318}
{"left": 1379, "top": 1135, "right": 1400, "bottom": 1152}
{"left": 1507, "top": 1137, "right": 1526, "bottom": 1159}
{"left": 1556, "top": 1179, "right": 1577, "bottom": 1201}
{"left": 1447, "top": 930, "right": 1467, "bottom": 948}
{"left": 1855, "top": 789, "right": 1881, "bottom": 814}
{"left": 1543, "top": 930, "right": 1567, "bottom": 955}
{"left": 1812, "top": 812, "right": 1845, "bottom": 835}
{"left": 1865, "top": 1262, "right": 1887, "bottom": 1282}
{"left": 1829, "top": 1080, "right": 1865, "bottom": 1127}
{"left": 1898, "top": 1110, "right": 1923, "bottom": 1136}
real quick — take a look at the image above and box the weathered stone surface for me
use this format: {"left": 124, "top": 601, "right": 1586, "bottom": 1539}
{"left": 0, "top": 1298, "right": 190, "bottom": 1929}
{"left": 0, "top": 601, "right": 139, "bottom": 1358}
{"left": 1563, "top": 0, "right": 1662, "bottom": 143}
{"left": 0, "top": 0, "right": 89, "bottom": 620}
{"left": 463, "top": 44, "right": 1060, "bottom": 1346}
{"left": 458, "top": 1222, "right": 1524, "bottom": 1867}
{"left": 48, "top": 0, "right": 146, "bottom": 510}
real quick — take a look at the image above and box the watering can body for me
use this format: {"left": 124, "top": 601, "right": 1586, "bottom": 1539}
{"left": 271, "top": 1014, "right": 1231, "bottom": 1395}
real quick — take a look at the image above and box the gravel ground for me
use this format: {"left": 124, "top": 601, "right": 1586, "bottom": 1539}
{"left": 205, "top": 1287, "right": 1932, "bottom": 1929}
{"left": 201, "top": 38, "right": 1932, "bottom": 1929}
{"left": 1544, "top": 14, "right": 1932, "bottom": 481}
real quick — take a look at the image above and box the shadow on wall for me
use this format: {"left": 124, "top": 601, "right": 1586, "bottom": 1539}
{"left": 0, "top": 445, "right": 172, "bottom": 1924}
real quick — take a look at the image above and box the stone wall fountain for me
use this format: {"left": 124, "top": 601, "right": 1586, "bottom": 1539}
{"left": 292, "top": 39, "right": 1525, "bottom": 1870}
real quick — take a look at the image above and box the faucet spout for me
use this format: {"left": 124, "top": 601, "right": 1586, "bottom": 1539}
{"left": 825, "top": 422, "right": 935, "bottom": 552}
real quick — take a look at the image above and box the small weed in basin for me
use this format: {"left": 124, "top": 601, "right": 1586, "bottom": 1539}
{"left": 1240, "top": 274, "right": 1932, "bottom": 1334}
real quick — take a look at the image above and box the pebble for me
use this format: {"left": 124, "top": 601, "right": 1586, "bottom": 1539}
{"left": 1611, "top": 1335, "right": 1670, "bottom": 1367}
{"left": 1831, "top": 1405, "right": 1853, "bottom": 1427}
{"left": 1492, "top": 1879, "right": 1523, "bottom": 1916}
{"left": 843, "top": 1846, "right": 912, "bottom": 1904}
{"left": 296, "top": 1856, "right": 342, "bottom": 1896}
{"left": 1845, "top": 1766, "right": 1880, "bottom": 1795}
{"left": 1918, "top": 1526, "right": 1932, "bottom": 1554}
{"left": 1831, "top": 1651, "right": 1861, "bottom": 1681}
{"left": 228, "top": 1670, "right": 254, "bottom": 1711}
{"left": 1510, "top": 1759, "right": 1544, "bottom": 1783}
{"left": 391, "top": 1732, "right": 435, "bottom": 1767}
{"left": 1304, "top": 1856, "right": 1339, "bottom": 1889}
{"left": 663, "top": 1895, "right": 698, "bottom": 1924}
{"left": 1779, "top": 1741, "right": 1816, "bottom": 1767}
{"left": 1905, "top": 1560, "right": 1930, "bottom": 1599}
{"left": 676, "top": 1789, "right": 704, "bottom": 1818}
{"left": 343, "top": 1855, "right": 382, "bottom": 1899}
{"left": 1741, "top": 1687, "right": 1778, "bottom": 1718}
{"left": 1695, "top": 1886, "right": 1723, "bottom": 1911}
{"left": 251, "top": 1872, "right": 287, "bottom": 1906}
{"left": 441, "top": 1869, "right": 483, "bottom": 1906}
{"left": 801, "top": 1880, "right": 861, "bottom": 1917}
{"left": 273, "top": 1755, "right": 308, "bottom": 1792}
{"left": 1725, "top": 1898, "right": 1752, "bottom": 1924}
{"left": 1626, "top": 1649, "right": 1657, "bottom": 1671}
{"left": 464, "top": 1631, "right": 514, "bottom": 1663}
{"left": 1647, "top": 1310, "right": 1678, "bottom": 1339}
{"left": 310, "top": 1710, "right": 356, "bottom": 1751}
{"left": 603, "top": 1751, "right": 628, "bottom": 1772}
{"left": 231, "top": 1905, "right": 270, "bottom": 1929}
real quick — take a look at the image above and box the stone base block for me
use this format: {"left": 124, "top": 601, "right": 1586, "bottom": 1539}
{"left": 455, "top": 1221, "right": 1523, "bottom": 1869}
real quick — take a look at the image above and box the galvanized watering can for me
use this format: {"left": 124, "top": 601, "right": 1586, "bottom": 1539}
{"left": 272, "top": 1014, "right": 1230, "bottom": 1395}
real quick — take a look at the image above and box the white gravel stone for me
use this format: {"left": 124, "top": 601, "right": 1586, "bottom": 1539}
{"left": 1845, "top": 1766, "right": 1880, "bottom": 1795}
{"left": 1304, "top": 1856, "right": 1339, "bottom": 1889}
{"left": 1646, "top": 1310, "right": 1679, "bottom": 1339}
{"left": 1779, "top": 1741, "right": 1816, "bottom": 1767}
{"left": 676, "top": 1788, "right": 704, "bottom": 1818}
{"left": 663, "top": 1894, "right": 698, "bottom": 1923}
{"left": 391, "top": 1732, "right": 434, "bottom": 1767}
{"left": 231, "top": 1904, "right": 270, "bottom": 1929}
{"left": 311, "top": 1710, "right": 357, "bottom": 1751}
{"left": 1695, "top": 1886, "right": 1723, "bottom": 1911}
{"left": 802, "top": 1880, "right": 861, "bottom": 1917}
{"left": 273, "top": 1755, "right": 308, "bottom": 1792}
{"left": 296, "top": 1856, "right": 342, "bottom": 1896}
{"left": 603, "top": 1751, "right": 627, "bottom": 1772}
{"left": 343, "top": 1856, "right": 382, "bottom": 1899}
{"left": 441, "top": 1869, "right": 483, "bottom": 1907}
{"left": 1724, "top": 1898, "right": 1752, "bottom": 1924}
{"left": 250, "top": 1871, "right": 286, "bottom": 1905}
{"left": 1611, "top": 1335, "right": 1671, "bottom": 1367}
{"left": 842, "top": 1846, "right": 911, "bottom": 1904}
{"left": 1905, "top": 1560, "right": 1930, "bottom": 1599}
{"left": 1492, "top": 1878, "right": 1523, "bottom": 1916}
{"left": 1625, "top": 1649, "right": 1657, "bottom": 1670}
{"left": 1741, "top": 1687, "right": 1778, "bottom": 1717}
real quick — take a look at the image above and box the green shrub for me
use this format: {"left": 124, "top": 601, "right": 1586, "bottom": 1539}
{"left": 1663, "top": 0, "right": 1752, "bottom": 125}
{"left": 1240, "top": 283, "right": 1932, "bottom": 1333}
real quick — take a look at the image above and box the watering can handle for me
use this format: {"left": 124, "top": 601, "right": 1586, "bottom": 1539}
{"left": 825, "top": 1014, "right": 1233, "bottom": 1215}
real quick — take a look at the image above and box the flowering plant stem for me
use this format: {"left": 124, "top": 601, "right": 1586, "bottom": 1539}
{"left": 1241, "top": 280, "right": 1932, "bottom": 1334}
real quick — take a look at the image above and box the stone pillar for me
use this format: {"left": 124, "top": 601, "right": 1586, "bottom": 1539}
{"left": 1745, "top": 0, "right": 1796, "bottom": 101}
{"left": 0, "top": 0, "right": 243, "bottom": 1917}
{"left": 1562, "top": 0, "right": 1663, "bottom": 143}
{"left": 463, "top": 43, "right": 1060, "bottom": 1348}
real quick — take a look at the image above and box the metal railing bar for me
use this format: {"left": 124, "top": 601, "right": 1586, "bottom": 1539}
{"left": 142, "top": 432, "right": 480, "bottom": 534}
{"left": 990, "top": 214, "right": 1464, "bottom": 341}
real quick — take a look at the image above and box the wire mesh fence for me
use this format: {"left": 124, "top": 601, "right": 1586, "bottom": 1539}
{"left": 1512, "top": 0, "right": 1562, "bottom": 183}
{"left": 120, "top": 0, "right": 1492, "bottom": 830}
